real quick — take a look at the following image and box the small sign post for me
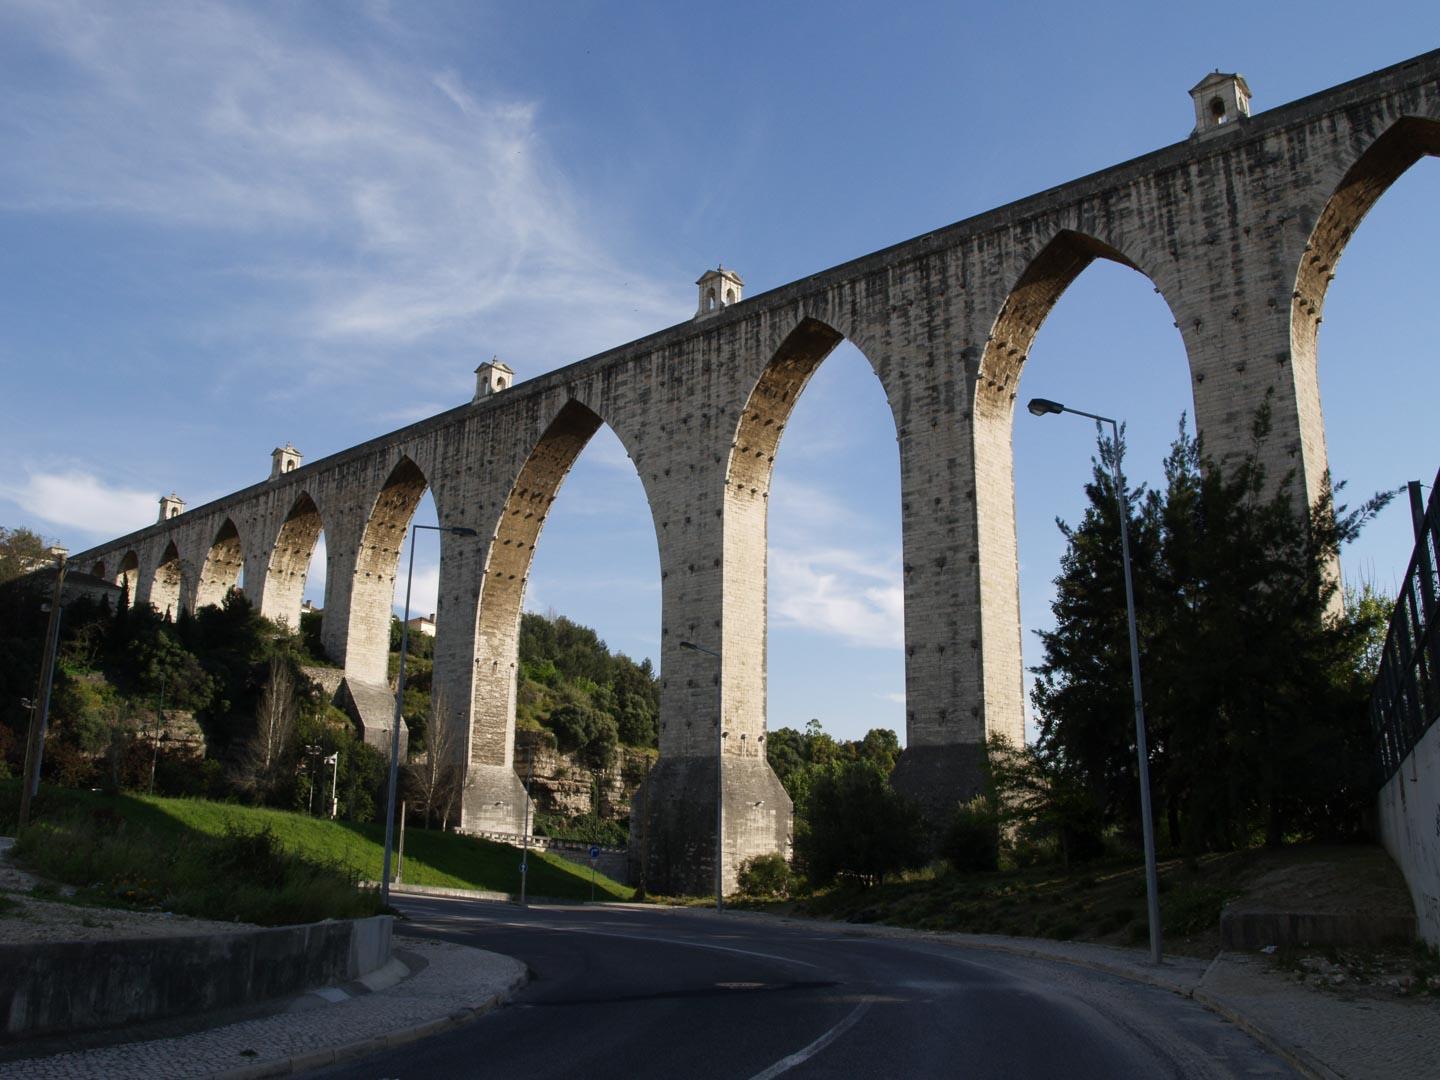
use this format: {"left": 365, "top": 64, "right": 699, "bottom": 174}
{"left": 588, "top": 845, "right": 600, "bottom": 902}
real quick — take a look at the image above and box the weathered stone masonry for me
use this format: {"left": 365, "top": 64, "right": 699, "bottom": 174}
{"left": 72, "top": 54, "right": 1440, "bottom": 893}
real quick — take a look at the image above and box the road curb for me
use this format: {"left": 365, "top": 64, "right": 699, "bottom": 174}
{"left": 1190, "top": 985, "right": 1340, "bottom": 1080}
{"left": 210, "top": 966, "right": 530, "bottom": 1079}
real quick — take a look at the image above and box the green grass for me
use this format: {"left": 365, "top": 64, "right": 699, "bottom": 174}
{"left": 0, "top": 780, "right": 632, "bottom": 904}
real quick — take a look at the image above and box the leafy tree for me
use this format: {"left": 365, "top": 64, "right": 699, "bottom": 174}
{"left": 0, "top": 526, "right": 52, "bottom": 584}
{"left": 798, "top": 759, "right": 927, "bottom": 887}
{"left": 239, "top": 656, "right": 299, "bottom": 798}
{"left": 1030, "top": 407, "right": 1390, "bottom": 852}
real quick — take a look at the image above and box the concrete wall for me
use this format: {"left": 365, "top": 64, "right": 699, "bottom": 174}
{"left": 0, "top": 915, "right": 391, "bottom": 1042}
{"left": 1378, "top": 721, "right": 1440, "bottom": 947}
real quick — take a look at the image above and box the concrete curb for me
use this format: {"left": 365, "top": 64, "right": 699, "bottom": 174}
{"left": 370, "top": 881, "right": 578, "bottom": 906}
{"left": 210, "top": 965, "right": 531, "bottom": 1080}
{"left": 1191, "top": 984, "right": 1341, "bottom": 1080}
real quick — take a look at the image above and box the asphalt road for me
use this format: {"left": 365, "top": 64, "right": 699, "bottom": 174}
{"left": 311, "top": 898, "right": 1296, "bottom": 1079}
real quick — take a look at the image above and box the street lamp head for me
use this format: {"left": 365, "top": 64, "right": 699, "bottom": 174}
{"left": 447, "top": 527, "right": 480, "bottom": 538}
{"left": 1027, "top": 397, "right": 1065, "bottom": 417}
{"left": 679, "top": 640, "right": 699, "bottom": 652}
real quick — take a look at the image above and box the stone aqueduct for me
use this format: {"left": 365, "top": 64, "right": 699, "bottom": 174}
{"left": 71, "top": 53, "right": 1440, "bottom": 893}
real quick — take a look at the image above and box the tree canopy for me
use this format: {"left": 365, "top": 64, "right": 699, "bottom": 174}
{"left": 1029, "top": 405, "right": 1391, "bottom": 852}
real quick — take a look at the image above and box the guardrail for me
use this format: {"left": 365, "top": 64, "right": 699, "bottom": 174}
{"left": 1371, "top": 469, "right": 1440, "bottom": 784}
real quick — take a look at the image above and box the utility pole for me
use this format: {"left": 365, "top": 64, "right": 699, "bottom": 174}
{"left": 148, "top": 676, "right": 167, "bottom": 796}
{"left": 520, "top": 750, "right": 534, "bottom": 906}
{"left": 18, "top": 547, "right": 68, "bottom": 830}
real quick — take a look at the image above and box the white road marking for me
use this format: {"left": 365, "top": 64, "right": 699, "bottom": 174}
{"left": 419, "top": 914, "right": 823, "bottom": 970}
{"left": 747, "top": 997, "right": 873, "bottom": 1080}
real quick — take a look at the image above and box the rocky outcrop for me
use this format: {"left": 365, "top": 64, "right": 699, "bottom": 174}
{"left": 513, "top": 729, "right": 652, "bottom": 820}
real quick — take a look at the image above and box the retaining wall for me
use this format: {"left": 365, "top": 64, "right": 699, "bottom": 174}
{"left": 0, "top": 915, "right": 392, "bottom": 1041}
{"left": 1377, "top": 720, "right": 1440, "bottom": 947}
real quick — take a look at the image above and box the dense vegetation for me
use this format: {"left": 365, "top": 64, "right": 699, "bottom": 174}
{"left": 759, "top": 720, "right": 923, "bottom": 891}
{"left": 0, "top": 580, "right": 388, "bottom": 818}
{"left": 1018, "top": 406, "right": 1391, "bottom": 859}
{"left": 517, "top": 612, "right": 660, "bottom": 760}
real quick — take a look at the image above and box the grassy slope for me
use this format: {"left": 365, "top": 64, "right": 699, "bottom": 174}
{"left": 739, "top": 845, "right": 1413, "bottom": 959}
{"left": 1, "top": 781, "right": 632, "bottom": 902}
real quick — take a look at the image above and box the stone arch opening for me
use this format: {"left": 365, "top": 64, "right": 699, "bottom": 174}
{"left": 151, "top": 541, "right": 184, "bottom": 620}
{"left": 729, "top": 317, "right": 898, "bottom": 742}
{"left": 262, "top": 492, "right": 326, "bottom": 631}
{"left": 751, "top": 321, "right": 907, "bottom": 750}
{"left": 1300, "top": 116, "right": 1440, "bottom": 585}
{"left": 1293, "top": 117, "right": 1440, "bottom": 362}
{"left": 196, "top": 518, "right": 244, "bottom": 610}
{"left": 345, "top": 457, "right": 430, "bottom": 684}
{"left": 977, "top": 231, "right": 1190, "bottom": 744}
{"left": 470, "top": 400, "right": 607, "bottom": 775}
{"left": 976, "top": 230, "right": 1139, "bottom": 422}
{"left": 117, "top": 551, "right": 139, "bottom": 606}
{"left": 90, "top": 560, "right": 106, "bottom": 580}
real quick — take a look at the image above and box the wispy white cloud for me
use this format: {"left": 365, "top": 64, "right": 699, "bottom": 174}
{"left": 394, "top": 560, "right": 440, "bottom": 620}
{"left": 769, "top": 544, "right": 903, "bottom": 650}
{"left": 0, "top": 0, "right": 686, "bottom": 391}
{"left": 0, "top": 469, "right": 157, "bottom": 539}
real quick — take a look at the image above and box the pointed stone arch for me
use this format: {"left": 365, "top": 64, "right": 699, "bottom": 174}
{"left": 196, "top": 518, "right": 244, "bottom": 611}
{"left": 151, "top": 540, "right": 184, "bottom": 619}
{"left": 117, "top": 551, "right": 139, "bottom": 607}
{"left": 90, "top": 560, "right": 106, "bottom": 580}
{"left": 721, "top": 317, "right": 849, "bottom": 755}
{"left": 967, "top": 229, "right": 1189, "bottom": 760}
{"left": 344, "top": 456, "right": 431, "bottom": 685}
{"left": 469, "top": 400, "right": 605, "bottom": 777}
{"left": 975, "top": 230, "right": 1147, "bottom": 421}
{"left": 261, "top": 492, "right": 325, "bottom": 630}
{"left": 1293, "top": 117, "right": 1440, "bottom": 362}
{"left": 1286, "top": 118, "right": 1440, "bottom": 504}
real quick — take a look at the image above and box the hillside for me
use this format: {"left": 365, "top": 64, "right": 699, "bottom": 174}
{"left": 0, "top": 780, "right": 632, "bottom": 902}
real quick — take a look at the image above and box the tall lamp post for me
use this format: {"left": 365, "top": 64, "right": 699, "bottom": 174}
{"left": 1026, "top": 397, "right": 1163, "bottom": 965}
{"left": 679, "top": 639, "right": 725, "bottom": 912}
{"left": 381, "top": 523, "right": 478, "bottom": 907}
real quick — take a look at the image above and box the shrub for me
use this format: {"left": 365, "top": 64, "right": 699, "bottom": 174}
{"left": 942, "top": 796, "right": 1000, "bottom": 873}
{"left": 737, "top": 852, "right": 794, "bottom": 898}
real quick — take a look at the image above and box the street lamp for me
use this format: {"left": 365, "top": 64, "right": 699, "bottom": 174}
{"left": 381, "top": 523, "right": 478, "bottom": 907}
{"left": 1026, "top": 397, "right": 1163, "bottom": 965}
{"left": 678, "top": 639, "right": 725, "bottom": 912}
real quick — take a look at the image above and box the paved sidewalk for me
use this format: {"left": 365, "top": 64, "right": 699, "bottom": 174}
{"left": 0, "top": 937, "right": 527, "bottom": 1080}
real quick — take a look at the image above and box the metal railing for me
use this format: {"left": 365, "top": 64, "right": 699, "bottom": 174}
{"left": 1371, "top": 469, "right": 1440, "bottom": 783}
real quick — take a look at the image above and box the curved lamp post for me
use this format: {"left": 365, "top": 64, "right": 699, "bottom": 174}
{"left": 381, "top": 523, "right": 478, "bottom": 907}
{"left": 1026, "top": 397, "right": 1163, "bottom": 965}
{"left": 678, "top": 639, "right": 725, "bottom": 912}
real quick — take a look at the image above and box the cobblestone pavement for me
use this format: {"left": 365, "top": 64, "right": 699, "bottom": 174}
{"left": 0, "top": 937, "right": 527, "bottom": 1080}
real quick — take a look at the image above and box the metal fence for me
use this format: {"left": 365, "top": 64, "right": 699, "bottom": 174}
{"left": 1371, "top": 469, "right": 1440, "bottom": 784}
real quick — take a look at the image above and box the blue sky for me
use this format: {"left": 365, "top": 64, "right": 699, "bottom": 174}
{"left": 2, "top": 2, "right": 1436, "bottom": 745}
